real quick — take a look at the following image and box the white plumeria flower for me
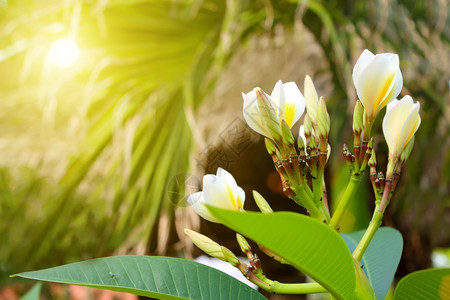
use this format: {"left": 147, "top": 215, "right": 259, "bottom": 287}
{"left": 187, "top": 168, "right": 245, "bottom": 223}
{"left": 382, "top": 95, "right": 421, "bottom": 159}
{"left": 242, "top": 80, "right": 305, "bottom": 138}
{"left": 352, "top": 49, "right": 403, "bottom": 122}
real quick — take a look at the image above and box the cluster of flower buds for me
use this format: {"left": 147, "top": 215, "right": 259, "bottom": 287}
{"left": 243, "top": 77, "right": 331, "bottom": 222}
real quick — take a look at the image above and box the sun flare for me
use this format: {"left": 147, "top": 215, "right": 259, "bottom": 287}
{"left": 48, "top": 38, "right": 79, "bottom": 68}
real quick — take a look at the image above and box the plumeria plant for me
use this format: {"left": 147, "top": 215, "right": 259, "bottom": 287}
{"left": 13, "top": 50, "right": 449, "bottom": 300}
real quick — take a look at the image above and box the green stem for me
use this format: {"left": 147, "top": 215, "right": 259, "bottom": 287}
{"left": 304, "top": 183, "right": 314, "bottom": 199}
{"left": 249, "top": 270, "right": 327, "bottom": 294}
{"left": 313, "top": 168, "right": 330, "bottom": 223}
{"left": 270, "top": 282, "right": 327, "bottom": 294}
{"left": 312, "top": 169, "right": 324, "bottom": 204}
{"left": 293, "top": 185, "right": 326, "bottom": 222}
{"left": 352, "top": 211, "right": 384, "bottom": 262}
{"left": 318, "top": 201, "right": 331, "bottom": 223}
{"left": 330, "top": 175, "right": 362, "bottom": 229}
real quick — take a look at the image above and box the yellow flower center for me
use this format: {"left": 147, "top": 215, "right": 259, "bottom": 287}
{"left": 285, "top": 104, "right": 295, "bottom": 128}
{"left": 373, "top": 73, "right": 395, "bottom": 113}
{"left": 404, "top": 116, "right": 420, "bottom": 147}
{"left": 226, "top": 185, "right": 237, "bottom": 210}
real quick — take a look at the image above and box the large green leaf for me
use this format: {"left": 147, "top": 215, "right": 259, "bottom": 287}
{"left": 393, "top": 268, "right": 450, "bottom": 300}
{"left": 208, "top": 208, "right": 356, "bottom": 299}
{"left": 342, "top": 227, "right": 403, "bottom": 300}
{"left": 14, "top": 255, "right": 266, "bottom": 300}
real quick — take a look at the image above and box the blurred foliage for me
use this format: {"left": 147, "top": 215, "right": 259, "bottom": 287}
{"left": 0, "top": 0, "right": 448, "bottom": 286}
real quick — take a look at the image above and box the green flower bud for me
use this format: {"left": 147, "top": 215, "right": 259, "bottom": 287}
{"left": 252, "top": 190, "right": 273, "bottom": 214}
{"left": 281, "top": 120, "right": 295, "bottom": 146}
{"left": 317, "top": 96, "right": 330, "bottom": 138}
{"left": 304, "top": 75, "right": 319, "bottom": 123}
{"left": 221, "top": 246, "right": 239, "bottom": 266}
{"left": 297, "top": 133, "right": 305, "bottom": 152}
{"left": 353, "top": 100, "right": 364, "bottom": 135}
{"left": 400, "top": 136, "right": 415, "bottom": 163}
{"left": 303, "top": 114, "right": 313, "bottom": 140}
{"left": 255, "top": 88, "right": 282, "bottom": 142}
{"left": 184, "top": 229, "right": 226, "bottom": 261}
{"left": 368, "top": 148, "right": 377, "bottom": 168}
{"left": 309, "top": 134, "right": 317, "bottom": 150}
{"left": 264, "top": 138, "right": 277, "bottom": 155}
{"left": 236, "top": 233, "right": 252, "bottom": 253}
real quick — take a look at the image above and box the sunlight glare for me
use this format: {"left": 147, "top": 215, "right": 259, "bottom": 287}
{"left": 48, "top": 38, "right": 79, "bottom": 68}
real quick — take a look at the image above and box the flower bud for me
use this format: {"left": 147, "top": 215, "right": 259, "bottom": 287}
{"left": 236, "top": 233, "right": 252, "bottom": 253}
{"left": 281, "top": 120, "right": 295, "bottom": 147}
{"left": 317, "top": 96, "right": 330, "bottom": 139}
{"left": 221, "top": 246, "right": 239, "bottom": 266}
{"left": 304, "top": 75, "right": 319, "bottom": 123}
{"left": 297, "top": 132, "right": 305, "bottom": 153}
{"left": 353, "top": 100, "right": 364, "bottom": 136}
{"left": 400, "top": 136, "right": 415, "bottom": 163}
{"left": 368, "top": 148, "right": 377, "bottom": 168}
{"left": 255, "top": 88, "right": 283, "bottom": 142}
{"left": 309, "top": 134, "right": 317, "bottom": 151}
{"left": 264, "top": 138, "right": 277, "bottom": 155}
{"left": 184, "top": 229, "right": 226, "bottom": 261}
{"left": 303, "top": 114, "right": 313, "bottom": 141}
{"left": 252, "top": 190, "right": 273, "bottom": 214}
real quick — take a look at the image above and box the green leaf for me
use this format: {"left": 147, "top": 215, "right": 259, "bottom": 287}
{"left": 20, "top": 282, "right": 42, "bottom": 300}
{"left": 342, "top": 227, "right": 403, "bottom": 300}
{"left": 393, "top": 268, "right": 450, "bottom": 300}
{"left": 14, "top": 255, "right": 266, "bottom": 300}
{"left": 208, "top": 208, "right": 356, "bottom": 299}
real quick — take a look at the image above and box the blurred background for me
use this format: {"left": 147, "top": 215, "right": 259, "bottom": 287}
{"left": 0, "top": 0, "right": 448, "bottom": 299}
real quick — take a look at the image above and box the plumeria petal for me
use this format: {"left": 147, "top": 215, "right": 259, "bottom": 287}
{"left": 188, "top": 192, "right": 218, "bottom": 222}
{"left": 236, "top": 187, "right": 245, "bottom": 209}
{"left": 382, "top": 95, "right": 421, "bottom": 158}
{"left": 352, "top": 49, "right": 375, "bottom": 81}
{"left": 282, "top": 82, "right": 305, "bottom": 127}
{"left": 203, "top": 174, "right": 232, "bottom": 209}
{"left": 242, "top": 91, "right": 270, "bottom": 137}
{"left": 216, "top": 167, "right": 238, "bottom": 200}
{"left": 380, "top": 68, "right": 403, "bottom": 113}
{"left": 188, "top": 169, "right": 245, "bottom": 223}
{"left": 352, "top": 49, "right": 402, "bottom": 121}
{"left": 270, "top": 80, "right": 285, "bottom": 120}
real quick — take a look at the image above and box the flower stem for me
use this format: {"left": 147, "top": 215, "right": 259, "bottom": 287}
{"left": 330, "top": 175, "right": 362, "bottom": 230}
{"left": 269, "top": 282, "right": 327, "bottom": 294}
{"left": 312, "top": 169, "right": 324, "bottom": 204}
{"left": 293, "top": 184, "right": 327, "bottom": 222}
{"left": 246, "top": 268, "right": 327, "bottom": 294}
{"left": 313, "top": 168, "right": 330, "bottom": 223}
{"left": 352, "top": 210, "right": 383, "bottom": 262}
